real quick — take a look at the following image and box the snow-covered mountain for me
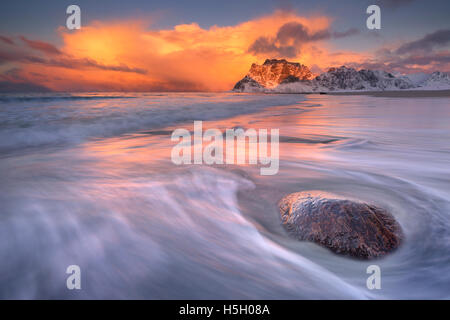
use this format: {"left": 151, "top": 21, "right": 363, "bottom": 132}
{"left": 414, "top": 72, "right": 450, "bottom": 90}
{"left": 399, "top": 72, "right": 430, "bottom": 86}
{"left": 312, "top": 66, "right": 413, "bottom": 91}
{"left": 232, "top": 59, "right": 450, "bottom": 93}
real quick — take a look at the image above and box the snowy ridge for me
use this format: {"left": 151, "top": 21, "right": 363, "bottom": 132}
{"left": 416, "top": 72, "right": 450, "bottom": 90}
{"left": 233, "top": 59, "right": 450, "bottom": 93}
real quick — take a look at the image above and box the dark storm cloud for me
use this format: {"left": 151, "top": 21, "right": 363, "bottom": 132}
{"left": 0, "top": 48, "right": 147, "bottom": 75}
{"left": 350, "top": 50, "right": 450, "bottom": 74}
{"left": 248, "top": 22, "right": 359, "bottom": 58}
{"left": 333, "top": 28, "right": 360, "bottom": 39}
{"left": 47, "top": 57, "right": 148, "bottom": 74}
{"left": 347, "top": 28, "right": 450, "bottom": 73}
{"left": 20, "top": 36, "right": 62, "bottom": 55}
{"left": 0, "top": 50, "right": 44, "bottom": 65}
{"left": 276, "top": 22, "right": 329, "bottom": 44}
{"left": 248, "top": 37, "right": 297, "bottom": 58}
{"left": 398, "top": 52, "right": 450, "bottom": 65}
{"left": 0, "top": 35, "right": 15, "bottom": 45}
{"left": 396, "top": 29, "right": 450, "bottom": 54}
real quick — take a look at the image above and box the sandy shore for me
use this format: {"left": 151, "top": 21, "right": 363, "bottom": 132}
{"left": 326, "top": 89, "right": 450, "bottom": 98}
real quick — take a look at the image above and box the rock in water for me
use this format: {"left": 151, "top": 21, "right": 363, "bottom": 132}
{"left": 279, "top": 191, "right": 403, "bottom": 259}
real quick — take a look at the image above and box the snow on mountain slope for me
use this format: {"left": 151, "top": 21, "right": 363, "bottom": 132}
{"left": 400, "top": 72, "right": 430, "bottom": 86}
{"left": 311, "top": 66, "right": 413, "bottom": 91}
{"left": 416, "top": 72, "right": 450, "bottom": 90}
{"left": 232, "top": 59, "right": 450, "bottom": 93}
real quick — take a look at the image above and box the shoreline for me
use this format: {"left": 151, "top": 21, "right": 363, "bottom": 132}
{"left": 234, "top": 89, "right": 450, "bottom": 97}
{"left": 326, "top": 89, "right": 450, "bottom": 98}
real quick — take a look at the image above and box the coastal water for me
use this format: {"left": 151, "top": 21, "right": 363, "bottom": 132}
{"left": 0, "top": 92, "right": 449, "bottom": 299}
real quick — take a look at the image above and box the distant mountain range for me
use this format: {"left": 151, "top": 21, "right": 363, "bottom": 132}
{"left": 233, "top": 59, "right": 450, "bottom": 93}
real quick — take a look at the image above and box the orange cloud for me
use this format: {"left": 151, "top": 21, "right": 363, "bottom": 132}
{"left": 3, "top": 10, "right": 369, "bottom": 91}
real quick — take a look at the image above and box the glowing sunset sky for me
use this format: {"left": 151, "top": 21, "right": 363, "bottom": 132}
{"left": 0, "top": 0, "right": 449, "bottom": 92}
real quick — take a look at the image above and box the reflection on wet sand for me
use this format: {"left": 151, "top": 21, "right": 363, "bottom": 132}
{"left": 1, "top": 93, "right": 450, "bottom": 298}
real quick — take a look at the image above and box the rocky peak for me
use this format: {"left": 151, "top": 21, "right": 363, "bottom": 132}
{"left": 263, "top": 58, "right": 295, "bottom": 66}
{"left": 234, "top": 59, "right": 312, "bottom": 90}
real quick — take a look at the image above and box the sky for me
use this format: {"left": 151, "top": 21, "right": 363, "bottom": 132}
{"left": 0, "top": 0, "right": 449, "bottom": 92}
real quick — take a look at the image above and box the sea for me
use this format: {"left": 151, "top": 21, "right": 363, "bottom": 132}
{"left": 0, "top": 92, "right": 449, "bottom": 299}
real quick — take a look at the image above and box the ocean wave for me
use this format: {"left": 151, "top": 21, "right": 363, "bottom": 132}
{"left": 0, "top": 165, "right": 368, "bottom": 298}
{"left": 0, "top": 93, "right": 307, "bottom": 152}
{"left": 0, "top": 93, "right": 137, "bottom": 103}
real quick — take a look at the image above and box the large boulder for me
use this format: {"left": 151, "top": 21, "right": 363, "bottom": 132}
{"left": 279, "top": 191, "right": 403, "bottom": 259}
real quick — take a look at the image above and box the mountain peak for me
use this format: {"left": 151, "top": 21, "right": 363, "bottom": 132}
{"left": 233, "top": 59, "right": 312, "bottom": 90}
{"left": 231, "top": 60, "right": 450, "bottom": 92}
{"left": 263, "top": 58, "right": 288, "bottom": 65}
